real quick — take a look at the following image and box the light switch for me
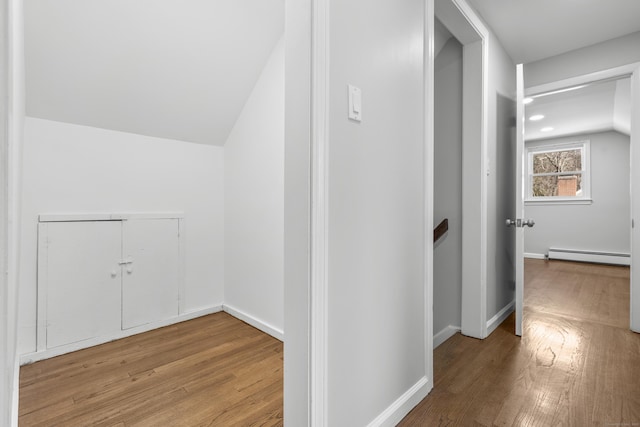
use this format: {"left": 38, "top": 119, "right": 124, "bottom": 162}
{"left": 348, "top": 84, "right": 362, "bottom": 122}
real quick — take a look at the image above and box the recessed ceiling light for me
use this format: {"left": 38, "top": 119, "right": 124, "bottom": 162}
{"left": 529, "top": 114, "right": 545, "bottom": 121}
{"left": 523, "top": 97, "right": 534, "bottom": 105}
{"left": 541, "top": 127, "right": 554, "bottom": 132}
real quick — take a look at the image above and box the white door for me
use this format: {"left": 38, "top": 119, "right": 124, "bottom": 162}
{"left": 122, "top": 219, "right": 180, "bottom": 329}
{"left": 43, "top": 221, "right": 122, "bottom": 348}
{"left": 632, "top": 67, "right": 640, "bottom": 333}
{"left": 514, "top": 64, "right": 526, "bottom": 336}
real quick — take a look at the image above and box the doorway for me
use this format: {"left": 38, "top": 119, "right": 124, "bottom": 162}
{"left": 516, "top": 63, "right": 640, "bottom": 334}
{"left": 434, "top": 0, "right": 490, "bottom": 342}
{"left": 432, "top": 17, "right": 464, "bottom": 348}
{"left": 523, "top": 76, "right": 632, "bottom": 328}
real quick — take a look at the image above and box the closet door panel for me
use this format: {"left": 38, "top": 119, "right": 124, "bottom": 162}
{"left": 122, "top": 219, "right": 180, "bottom": 329}
{"left": 44, "top": 221, "right": 122, "bottom": 348}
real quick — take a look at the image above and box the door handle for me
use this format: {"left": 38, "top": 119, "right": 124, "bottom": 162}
{"left": 506, "top": 219, "right": 535, "bottom": 228}
{"left": 118, "top": 257, "right": 134, "bottom": 265}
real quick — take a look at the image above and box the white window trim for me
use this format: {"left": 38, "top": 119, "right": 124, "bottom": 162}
{"left": 525, "top": 140, "right": 591, "bottom": 204}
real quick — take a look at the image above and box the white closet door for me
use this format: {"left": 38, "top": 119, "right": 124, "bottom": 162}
{"left": 43, "top": 221, "right": 122, "bottom": 348}
{"left": 122, "top": 219, "right": 180, "bottom": 329}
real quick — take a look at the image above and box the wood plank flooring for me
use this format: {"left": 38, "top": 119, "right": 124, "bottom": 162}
{"left": 20, "top": 260, "right": 640, "bottom": 426}
{"left": 400, "top": 259, "right": 640, "bottom": 426}
{"left": 19, "top": 312, "right": 283, "bottom": 426}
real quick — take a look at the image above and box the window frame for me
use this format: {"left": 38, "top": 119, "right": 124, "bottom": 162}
{"left": 525, "top": 140, "right": 591, "bottom": 205}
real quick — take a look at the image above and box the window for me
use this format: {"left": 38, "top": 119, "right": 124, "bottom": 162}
{"left": 526, "top": 140, "right": 591, "bottom": 203}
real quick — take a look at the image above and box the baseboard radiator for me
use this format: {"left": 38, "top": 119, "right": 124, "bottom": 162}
{"left": 547, "top": 247, "right": 630, "bottom": 266}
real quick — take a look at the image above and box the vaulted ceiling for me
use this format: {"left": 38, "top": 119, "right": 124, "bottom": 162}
{"left": 26, "top": 0, "right": 639, "bottom": 145}
{"left": 465, "top": 0, "right": 640, "bottom": 65}
{"left": 525, "top": 78, "right": 631, "bottom": 141}
{"left": 25, "top": 0, "right": 284, "bottom": 146}
{"left": 461, "top": 0, "right": 638, "bottom": 141}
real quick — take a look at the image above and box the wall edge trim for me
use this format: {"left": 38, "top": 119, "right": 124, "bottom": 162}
{"left": 366, "top": 376, "right": 431, "bottom": 427}
{"left": 20, "top": 305, "right": 224, "bottom": 365}
{"left": 524, "top": 252, "right": 546, "bottom": 260}
{"left": 223, "top": 304, "right": 284, "bottom": 342}
{"left": 433, "top": 325, "right": 461, "bottom": 349}
{"left": 486, "top": 300, "right": 515, "bottom": 336}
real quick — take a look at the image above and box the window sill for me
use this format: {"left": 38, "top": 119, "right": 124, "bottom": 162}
{"left": 525, "top": 198, "right": 593, "bottom": 206}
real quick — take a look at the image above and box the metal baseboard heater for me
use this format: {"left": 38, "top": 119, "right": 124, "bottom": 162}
{"left": 547, "top": 247, "right": 630, "bottom": 266}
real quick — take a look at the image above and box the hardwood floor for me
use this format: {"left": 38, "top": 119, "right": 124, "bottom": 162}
{"left": 19, "top": 312, "right": 283, "bottom": 426}
{"left": 400, "top": 259, "right": 640, "bottom": 426}
{"left": 20, "top": 260, "right": 640, "bottom": 426}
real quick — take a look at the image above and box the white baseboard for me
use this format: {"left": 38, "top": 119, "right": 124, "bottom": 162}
{"left": 433, "top": 325, "right": 461, "bottom": 349}
{"left": 486, "top": 300, "right": 515, "bottom": 336}
{"left": 548, "top": 248, "right": 630, "bottom": 266}
{"left": 524, "top": 252, "right": 546, "bottom": 259}
{"left": 366, "top": 376, "right": 431, "bottom": 427}
{"left": 20, "top": 305, "right": 223, "bottom": 365}
{"left": 179, "top": 305, "right": 224, "bottom": 321}
{"left": 222, "top": 304, "right": 284, "bottom": 342}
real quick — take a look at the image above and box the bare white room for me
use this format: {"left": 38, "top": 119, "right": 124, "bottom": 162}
{"left": 15, "top": 0, "right": 286, "bottom": 424}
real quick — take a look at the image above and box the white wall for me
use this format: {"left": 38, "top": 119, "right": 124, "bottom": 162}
{"left": 524, "top": 31, "right": 640, "bottom": 88}
{"left": 18, "top": 118, "right": 224, "bottom": 355}
{"left": 525, "top": 131, "right": 630, "bottom": 256}
{"left": 224, "top": 37, "right": 284, "bottom": 338}
{"left": 485, "top": 32, "right": 517, "bottom": 323}
{"left": 433, "top": 37, "right": 463, "bottom": 339}
{"left": 327, "top": 0, "right": 428, "bottom": 424}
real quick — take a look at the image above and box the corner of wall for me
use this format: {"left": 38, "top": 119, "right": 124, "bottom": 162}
{"left": 222, "top": 31, "right": 284, "bottom": 334}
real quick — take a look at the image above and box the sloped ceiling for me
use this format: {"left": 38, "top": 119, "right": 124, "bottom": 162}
{"left": 434, "top": 18, "right": 453, "bottom": 58}
{"left": 459, "top": 0, "right": 636, "bottom": 142}
{"left": 465, "top": 0, "right": 640, "bottom": 64}
{"left": 525, "top": 78, "right": 631, "bottom": 141}
{"left": 613, "top": 79, "right": 632, "bottom": 135}
{"left": 25, "top": 0, "right": 284, "bottom": 145}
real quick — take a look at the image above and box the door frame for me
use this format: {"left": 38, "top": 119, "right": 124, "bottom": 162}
{"left": 2, "top": 0, "right": 23, "bottom": 424}
{"left": 1, "top": 0, "right": 11, "bottom": 419}
{"left": 435, "top": 0, "right": 490, "bottom": 339}
{"left": 285, "top": 0, "right": 438, "bottom": 424}
{"left": 523, "top": 62, "right": 640, "bottom": 333}
{"left": 309, "top": 0, "right": 329, "bottom": 421}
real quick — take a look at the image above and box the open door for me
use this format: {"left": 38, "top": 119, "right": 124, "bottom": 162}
{"left": 513, "top": 64, "right": 526, "bottom": 336}
{"left": 632, "top": 65, "right": 640, "bottom": 333}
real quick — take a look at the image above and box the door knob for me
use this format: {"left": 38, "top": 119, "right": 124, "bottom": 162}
{"left": 506, "top": 219, "right": 535, "bottom": 228}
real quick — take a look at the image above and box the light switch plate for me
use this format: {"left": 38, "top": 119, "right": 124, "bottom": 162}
{"left": 348, "top": 84, "right": 362, "bottom": 122}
